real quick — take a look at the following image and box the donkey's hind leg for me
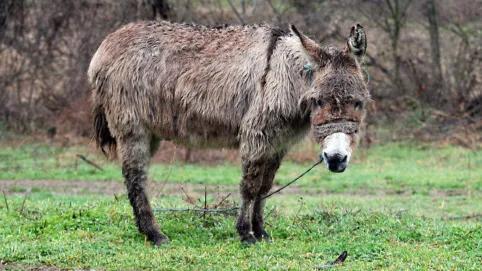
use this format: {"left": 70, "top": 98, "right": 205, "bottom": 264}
{"left": 118, "top": 131, "right": 168, "bottom": 246}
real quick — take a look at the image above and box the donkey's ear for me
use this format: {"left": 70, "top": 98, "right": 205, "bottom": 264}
{"left": 346, "top": 23, "right": 367, "bottom": 61}
{"left": 290, "top": 24, "right": 326, "bottom": 63}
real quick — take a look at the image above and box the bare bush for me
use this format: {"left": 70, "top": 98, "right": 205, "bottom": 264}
{"left": 0, "top": 0, "right": 169, "bottom": 132}
{"left": 0, "top": 0, "right": 479, "bottom": 143}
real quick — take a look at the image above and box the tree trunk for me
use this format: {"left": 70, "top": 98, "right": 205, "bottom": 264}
{"left": 0, "top": 0, "right": 8, "bottom": 41}
{"left": 425, "top": 0, "right": 444, "bottom": 102}
{"left": 386, "top": 0, "right": 412, "bottom": 93}
{"left": 150, "top": 0, "right": 171, "bottom": 20}
{"left": 392, "top": 23, "right": 402, "bottom": 92}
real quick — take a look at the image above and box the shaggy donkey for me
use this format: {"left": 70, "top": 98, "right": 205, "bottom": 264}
{"left": 88, "top": 21, "right": 369, "bottom": 245}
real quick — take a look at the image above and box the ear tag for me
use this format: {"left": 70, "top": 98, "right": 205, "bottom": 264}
{"left": 303, "top": 63, "right": 313, "bottom": 81}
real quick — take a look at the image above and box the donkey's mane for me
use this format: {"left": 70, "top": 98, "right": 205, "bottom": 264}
{"left": 262, "top": 27, "right": 290, "bottom": 88}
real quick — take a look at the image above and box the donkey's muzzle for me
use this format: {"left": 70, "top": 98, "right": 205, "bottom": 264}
{"left": 323, "top": 152, "right": 348, "bottom": 173}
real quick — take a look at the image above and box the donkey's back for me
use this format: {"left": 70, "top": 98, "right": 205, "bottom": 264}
{"left": 89, "top": 21, "right": 274, "bottom": 149}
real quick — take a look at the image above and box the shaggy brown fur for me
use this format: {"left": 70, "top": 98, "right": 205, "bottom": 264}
{"left": 88, "top": 21, "right": 369, "bottom": 245}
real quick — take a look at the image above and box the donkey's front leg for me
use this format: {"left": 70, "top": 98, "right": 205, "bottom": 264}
{"left": 252, "top": 154, "right": 283, "bottom": 241}
{"left": 236, "top": 160, "right": 264, "bottom": 244}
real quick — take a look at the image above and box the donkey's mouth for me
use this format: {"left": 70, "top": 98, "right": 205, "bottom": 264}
{"left": 330, "top": 167, "right": 346, "bottom": 173}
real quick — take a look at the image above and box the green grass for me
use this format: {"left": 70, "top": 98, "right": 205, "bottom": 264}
{"left": 0, "top": 142, "right": 480, "bottom": 194}
{"left": 1, "top": 192, "right": 481, "bottom": 270}
{"left": 0, "top": 142, "right": 481, "bottom": 270}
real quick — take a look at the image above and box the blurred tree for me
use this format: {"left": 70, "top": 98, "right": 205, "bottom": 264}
{"left": 424, "top": 0, "right": 445, "bottom": 102}
{"left": 149, "top": 0, "right": 171, "bottom": 19}
{"left": 357, "top": 0, "right": 413, "bottom": 93}
{"left": 0, "top": 0, "right": 7, "bottom": 41}
{"left": 137, "top": 0, "right": 171, "bottom": 20}
{"left": 441, "top": 1, "right": 481, "bottom": 115}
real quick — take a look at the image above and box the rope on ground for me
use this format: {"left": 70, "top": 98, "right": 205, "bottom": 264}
{"left": 153, "top": 159, "right": 323, "bottom": 215}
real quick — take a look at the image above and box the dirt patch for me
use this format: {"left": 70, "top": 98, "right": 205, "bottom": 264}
{"left": 0, "top": 179, "right": 239, "bottom": 198}
{"left": 0, "top": 262, "right": 62, "bottom": 271}
{"left": 0, "top": 179, "right": 472, "bottom": 199}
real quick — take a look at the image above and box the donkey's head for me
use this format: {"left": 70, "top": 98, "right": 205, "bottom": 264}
{"left": 293, "top": 24, "right": 370, "bottom": 173}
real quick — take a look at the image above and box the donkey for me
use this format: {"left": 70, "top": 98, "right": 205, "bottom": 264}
{"left": 88, "top": 21, "right": 369, "bottom": 245}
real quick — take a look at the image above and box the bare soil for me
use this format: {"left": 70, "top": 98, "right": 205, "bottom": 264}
{"left": 0, "top": 179, "right": 238, "bottom": 197}
{"left": 0, "top": 179, "right": 469, "bottom": 199}
{"left": 0, "top": 262, "right": 62, "bottom": 271}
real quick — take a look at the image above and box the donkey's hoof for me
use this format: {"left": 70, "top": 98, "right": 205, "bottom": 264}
{"left": 254, "top": 230, "right": 272, "bottom": 242}
{"left": 240, "top": 233, "right": 257, "bottom": 245}
{"left": 150, "top": 233, "right": 170, "bottom": 247}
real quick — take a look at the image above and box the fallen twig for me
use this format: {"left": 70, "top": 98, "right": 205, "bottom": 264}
{"left": 316, "top": 251, "right": 348, "bottom": 270}
{"left": 202, "top": 186, "right": 208, "bottom": 218}
{"left": 76, "top": 154, "right": 103, "bottom": 171}
{"left": 154, "top": 207, "right": 239, "bottom": 216}
{"left": 156, "top": 186, "right": 239, "bottom": 215}
{"left": 214, "top": 192, "right": 232, "bottom": 208}
{"left": 19, "top": 192, "right": 29, "bottom": 214}
{"left": 332, "top": 251, "right": 348, "bottom": 265}
{"left": 180, "top": 186, "right": 199, "bottom": 206}
{"left": 2, "top": 190, "right": 9, "bottom": 211}
{"left": 445, "top": 213, "right": 482, "bottom": 221}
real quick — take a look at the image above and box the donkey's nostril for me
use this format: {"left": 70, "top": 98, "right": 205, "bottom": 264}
{"left": 341, "top": 155, "right": 348, "bottom": 163}
{"left": 326, "top": 153, "right": 345, "bottom": 163}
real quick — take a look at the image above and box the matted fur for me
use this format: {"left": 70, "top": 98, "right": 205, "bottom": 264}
{"left": 88, "top": 21, "right": 369, "bottom": 245}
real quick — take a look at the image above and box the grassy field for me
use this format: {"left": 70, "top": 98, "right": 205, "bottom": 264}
{"left": 0, "top": 142, "right": 481, "bottom": 270}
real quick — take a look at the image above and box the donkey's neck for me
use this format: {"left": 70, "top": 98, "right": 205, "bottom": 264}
{"left": 262, "top": 35, "right": 314, "bottom": 119}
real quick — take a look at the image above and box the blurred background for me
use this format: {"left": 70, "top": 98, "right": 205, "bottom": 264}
{"left": 0, "top": 0, "right": 480, "bottom": 162}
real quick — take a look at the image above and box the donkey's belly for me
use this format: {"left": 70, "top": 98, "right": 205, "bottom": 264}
{"left": 152, "top": 114, "right": 240, "bottom": 149}
{"left": 172, "top": 131, "right": 240, "bottom": 149}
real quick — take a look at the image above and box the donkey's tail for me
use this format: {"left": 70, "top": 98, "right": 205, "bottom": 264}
{"left": 93, "top": 103, "right": 117, "bottom": 158}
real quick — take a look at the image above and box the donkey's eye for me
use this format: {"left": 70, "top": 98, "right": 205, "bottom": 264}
{"left": 354, "top": 101, "right": 363, "bottom": 110}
